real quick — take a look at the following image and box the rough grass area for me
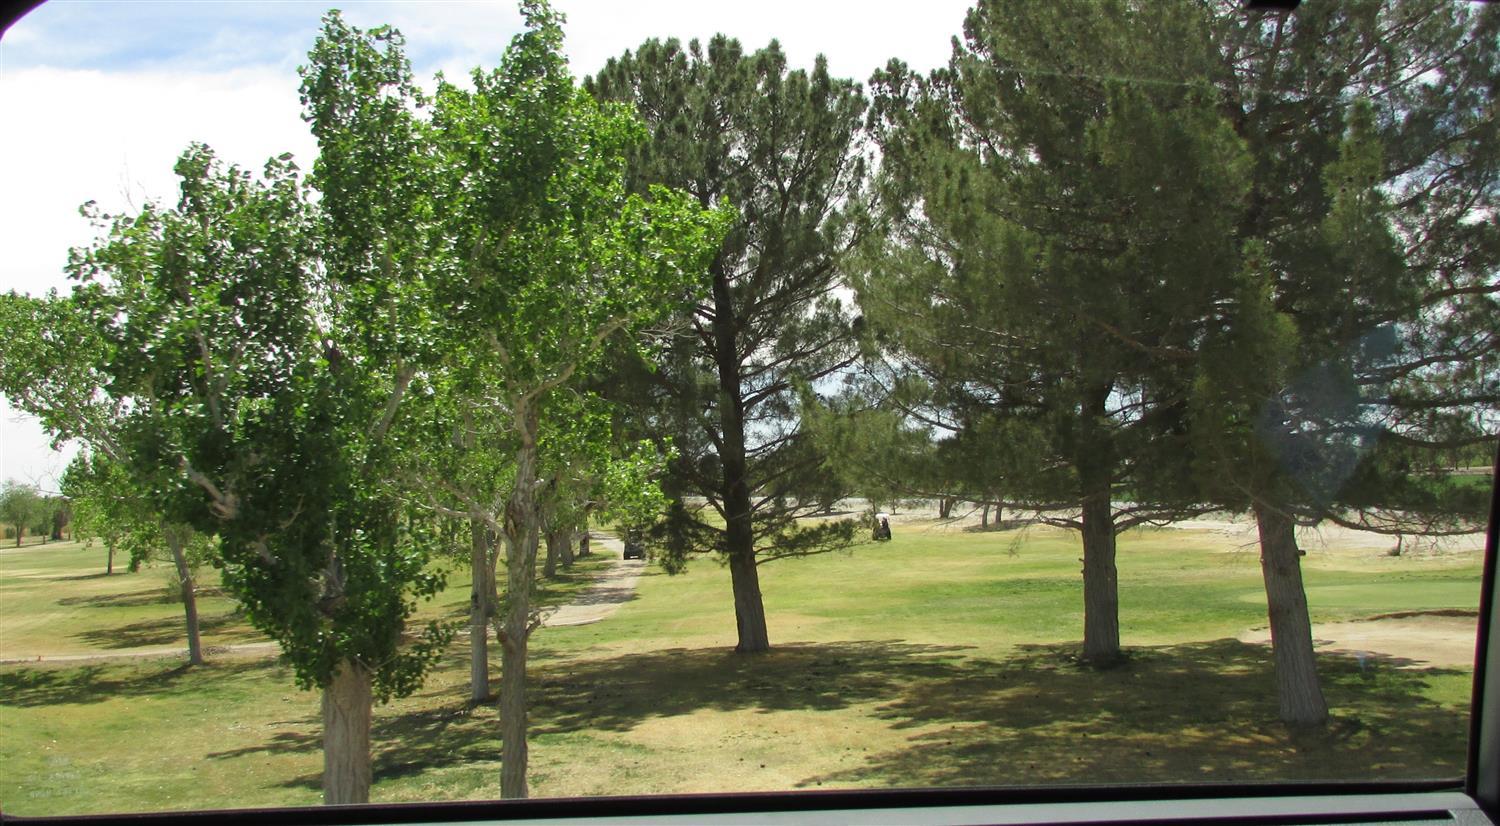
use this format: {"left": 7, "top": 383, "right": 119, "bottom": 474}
{"left": 0, "top": 523, "right": 1483, "bottom": 815}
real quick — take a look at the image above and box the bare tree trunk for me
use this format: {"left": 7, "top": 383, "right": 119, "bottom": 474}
{"left": 469, "top": 517, "right": 492, "bottom": 704}
{"left": 728, "top": 547, "right": 769, "bottom": 653}
{"left": 981, "top": 502, "right": 990, "bottom": 528}
{"left": 542, "top": 527, "right": 563, "bottom": 579}
{"left": 938, "top": 496, "right": 955, "bottom": 519}
{"left": 164, "top": 523, "right": 203, "bottom": 666}
{"left": 711, "top": 261, "right": 770, "bottom": 654}
{"left": 321, "top": 659, "right": 373, "bottom": 805}
{"left": 1077, "top": 384, "right": 1120, "bottom": 666}
{"left": 106, "top": 542, "right": 115, "bottom": 575}
{"left": 1253, "top": 501, "right": 1329, "bottom": 726}
{"left": 497, "top": 404, "right": 541, "bottom": 800}
{"left": 561, "top": 528, "right": 576, "bottom": 568}
{"left": 1079, "top": 492, "right": 1120, "bottom": 665}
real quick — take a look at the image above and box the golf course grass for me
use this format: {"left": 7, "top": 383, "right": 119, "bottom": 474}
{"left": 0, "top": 520, "right": 1484, "bottom": 815}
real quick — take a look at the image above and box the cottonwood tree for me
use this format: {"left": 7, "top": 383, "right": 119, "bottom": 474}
{"left": 62, "top": 451, "right": 212, "bottom": 662}
{"left": 408, "top": 3, "right": 728, "bottom": 798}
{"left": 586, "top": 36, "right": 868, "bottom": 653}
{"left": 1188, "top": 0, "right": 1500, "bottom": 725}
{"left": 63, "top": 453, "right": 138, "bottom": 574}
{"left": 55, "top": 142, "right": 449, "bottom": 805}
{"left": 0, "top": 481, "right": 41, "bottom": 547}
{"left": 860, "top": 0, "right": 1246, "bottom": 665}
{"left": 1, "top": 296, "right": 215, "bottom": 662}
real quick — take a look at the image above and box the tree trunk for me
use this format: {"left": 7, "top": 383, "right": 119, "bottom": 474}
{"left": 469, "top": 517, "right": 492, "bottom": 704}
{"left": 1079, "top": 492, "right": 1120, "bottom": 665}
{"left": 1253, "top": 501, "right": 1329, "bottom": 726}
{"left": 981, "top": 502, "right": 990, "bottom": 528}
{"left": 938, "top": 496, "right": 955, "bottom": 519}
{"left": 542, "top": 527, "right": 559, "bottom": 579}
{"left": 561, "top": 528, "right": 576, "bottom": 568}
{"left": 1077, "top": 384, "right": 1120, "bottom": 666}
{"left": 710, "top": 259, "right": 770, "bottom": 654}
{"left": 165, "top": 523, "right": 204, "bottom": 666}
{"left": 497, "top": 403, "right": 542, "bottom": 800}
{"left": 106, "top": 542, "right": 115, "bottom": 575}
{"left": 321, "top": 659, "right": 373, "bottom": 805}
{"left": 728, "top": 546, "right": 769, "bottom": 653}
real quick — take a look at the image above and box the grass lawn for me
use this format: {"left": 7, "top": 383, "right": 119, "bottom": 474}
{"left": 0, "top": 523, "right": 1484, "bottom": 815}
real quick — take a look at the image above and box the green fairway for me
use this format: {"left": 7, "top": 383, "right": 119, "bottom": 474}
{"left": 0, "top": 522, "right": 1484, "bottom": 815}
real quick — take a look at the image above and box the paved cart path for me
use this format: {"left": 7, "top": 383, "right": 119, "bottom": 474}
{"left": 540, "top": 533, "right": 645, "bottom": 628}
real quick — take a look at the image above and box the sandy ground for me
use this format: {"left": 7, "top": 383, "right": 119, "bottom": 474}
{"left": 1237, "top": 613, "right": 1479, "bottom": 669}
{"left": 860, "top": 499, "right": 1488, "bottom": 556}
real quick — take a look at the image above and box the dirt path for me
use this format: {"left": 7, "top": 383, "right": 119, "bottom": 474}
{"left": 1237, "top": 612, "right": 1479, "bottom": 669}
{"left": 1, "top": 533, "right": 645, "bottom": 666}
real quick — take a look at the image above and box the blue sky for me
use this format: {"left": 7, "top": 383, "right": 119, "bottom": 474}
{"left": 0, "top": 0, "right": 973, "bottom": 490}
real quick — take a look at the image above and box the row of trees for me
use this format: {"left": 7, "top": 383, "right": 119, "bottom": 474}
{"left": 0, "top": 0, "right": 1494, "bottom": 805}
{"left": 0, "top": 480, "right": 70, "bottom": 546}
{"left": 1, "top": 1, "right": 726, "bottom": 804}
{"left": 822, "top": 0, "right": 1498, "bottom": 730}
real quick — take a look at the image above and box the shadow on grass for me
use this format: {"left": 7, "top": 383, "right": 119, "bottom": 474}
{"left": 364, "top": 638, "right": 1462, "bottom": 790}
{"left": 72, "top": 610, "right": 261, "bottom": 650}
{"left": 784, "top": 640, "right": 1468, "bottom": 788}
{"left": 55, "top": 572, "right": 113, "bottom": 582}
{"left": 532, "top": 640, "right": 975, "bottom": 735}
{"left": 208, "top": 729, "right": 321, "bottom": 761}
{"left": 0, "top": 658, "right": 276, "bottom": 708}
{"left": 962, "top": 518, "right": 1036, "bottom": 533}
{"left": 57, "top": 585, "right": 228, "bottom": 609}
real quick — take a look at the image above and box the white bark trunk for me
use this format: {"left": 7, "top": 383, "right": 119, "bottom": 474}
{"left": 322, "top": 659, "right": 373, "bottom": 805}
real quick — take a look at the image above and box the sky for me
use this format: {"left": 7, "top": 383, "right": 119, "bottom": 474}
{"left": 0, "top": 0, "right": 974, "bottom": 492}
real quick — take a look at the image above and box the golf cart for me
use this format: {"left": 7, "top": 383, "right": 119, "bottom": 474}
{"left": 622, "top": 528, "right": 646, "bottom": 560}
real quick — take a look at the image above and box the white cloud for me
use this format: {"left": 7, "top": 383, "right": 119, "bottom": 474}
{"left": 0, "top": 401, "right": 76, "bottom": 493}
{"left": 0, "top": 65, "right": 314, "bottom": 490}
{"left": 0, "top": 0, "right": 974, "bottom": 490}
{"left": 1, "top": 64, "right": 317, "bottom": 298}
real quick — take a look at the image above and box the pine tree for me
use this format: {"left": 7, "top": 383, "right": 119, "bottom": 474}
{"left": 587, "top": 36, "right": 868, "bottom": 653}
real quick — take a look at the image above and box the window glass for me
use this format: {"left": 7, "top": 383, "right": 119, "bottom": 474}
{"left": 0, "top": 0, "right": 1493, "bottom": 816}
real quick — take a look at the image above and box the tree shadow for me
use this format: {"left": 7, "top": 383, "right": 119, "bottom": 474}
{"left": 371, "top": 698, "right": 501, "bottom": 784}
{"left": 789, "top": 640, "right": 1469, "bottom": 789}
{"left": 0, "top": 658, "right": 272, "bottom": 708}
{"left": 72, "top": 610, "right": 261, "bottom": 649}
{"left": 207, "top": 729, "right": 320, "bottom": 760}
{"left": 962, "top": 518, "right": 1036, "bottom": 533}
{"left": 366, "top": 638, "right": 1466, "bottom": 791}
{"left": 530, "top": 640, "right": 975, "bottom": 736}
{"left": 557, "top": 584, "right": 638, "bottom": 609}
{"left": 57, "top": 585, "right": 228, "bottom": 609}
